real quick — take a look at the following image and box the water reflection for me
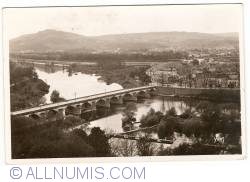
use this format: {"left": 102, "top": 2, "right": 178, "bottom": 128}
{"left": 35, "top": 65, "right": 123, "bottom": 103}
{"left": 89, "top": 98, "right": 189, "bottom": 133}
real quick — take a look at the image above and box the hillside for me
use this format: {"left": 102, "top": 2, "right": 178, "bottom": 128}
{"left": 10, "top": 29, "right": 239, "bottom": 53}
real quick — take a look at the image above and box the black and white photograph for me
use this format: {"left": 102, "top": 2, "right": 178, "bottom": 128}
{"left": 3, "top": 4, "right": 245, "bottom": 161}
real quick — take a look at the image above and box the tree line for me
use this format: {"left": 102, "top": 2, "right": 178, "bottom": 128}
{"left": 10, "top": 50, "right": 188, "bottom": 62}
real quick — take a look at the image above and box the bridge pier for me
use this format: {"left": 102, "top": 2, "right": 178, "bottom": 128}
{"left": 90, "top": 101, "right": 96, "bottom": 111}
{"left": 47, "top": 110, "right": 58, "bottom": 122}
{"left": 39, "top": 112, "right": 47, "bottom": 121}
{"left": 57, "top": 108, "right": 65, "bottom": 120}
{"left": 74, "top": 105, "right": 82, "bottom": 115}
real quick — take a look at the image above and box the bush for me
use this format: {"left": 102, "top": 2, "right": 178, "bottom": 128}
{"left": 11, "top": 116, "right": 37, "bottom": 132}
{"left": 27, "top": 131, "right": 94, "bottom": 158}
{"left": 179, "top": 109, "right": 192, "bottom": 119}
{"left": 50, "top": 90, "right": 65, "bottom": 103}
{"left": 166, "top": 107, "right": 177, "bottom": 117}
{"left": 157, "top": 116, "right": 182, "bottom": 138}
{"left": 136, "top": 135, "right": 154, "bottom": 156}
{"left": 12, "top": 125, "right": 95, "bottom": 159}
{"left": 61, "top": 115, "right": 83, "bottom": 128}
{"left": 159, "top": 143, "right": 222, "bottom": 156}
{"left": 181, "top": 117, "right": 203, "bottom": 137}
{"left": 140, "top": 108, "right": 164, "bottom": 127}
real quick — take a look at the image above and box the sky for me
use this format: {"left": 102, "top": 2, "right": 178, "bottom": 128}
{"left": 3, "top": 4, "right": 243, "bottom": 40}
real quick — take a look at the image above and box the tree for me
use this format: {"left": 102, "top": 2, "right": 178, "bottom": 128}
{"left": 60, "top": 115, "right": 83, "bottom": 129}
{"left": 136, "top": 134, "right": 155, "bottom": 156}
{"left": 12, "top": 124, "right": 95, "bottom": 159}
{"left": 11, "top": 116, "right": 37, "bottom": 132}
{"left": 201, "top": 105, "right": 221, "bottom": 134}
{"left": 179, "top": 109, "right": 192, "bottom": 119}
{"left": 88, "top": 127, "right": 111, "bottom": 157}
{"left": 181, "top": 117, "right": 203, "bottom": 137}
{"left": 158, "top": 143, "right": 222, "bottom": 156}
{"left": 129, "top": 67, "right": 151, "bottom": 85}
{"left": 157, "top": 116, "right": 180, "bottom": 139}
{"left": 27, "top": 129, "right": 94, "bottom": 158}
{"left": 50, "top": 90, "right": 65, "bottom": 103}
{"left": 122, "top": 103, "right": 137, "bottom": 130}
{"left": 140, "top": 108, "right": 164, "bottom": 127}
{"left": 72, "top": 129, "right": 88, "bottom": 140}
{"left": 166, "top": 107, "right": 177, "bottom": 117}
{"left": 196, "top": 101, "right": 211, "bottom": 113}
{"left": 109, "top": 138, "right": 137, "bottom": 157}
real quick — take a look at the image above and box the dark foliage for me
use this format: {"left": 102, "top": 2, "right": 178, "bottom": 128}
{"left": 11, "top": 51, "right": 188, "bottom": 62}
{"left": 11, "top": 125, "right": 95, "bottom": 159}
{"left": 88, "top": 127, "right": 111, "bottom": 157}
{"left": 136, "top": 135, "right": 154, "bottom": 156}
{"left": 159, "top": 143, "right": 222, "bottom": 155}
{"left": 140, "top": 108, "right": 164, "bottom": 127}
{"left": 157, "top": 116, "right": 182, "bottom": 138}
{"left": 11, "top": 116, "right": 111, "bottom": 158}
{"left": 50, "top": 90, "right": 65, "bottom": 103}
{"left": 10, "top": 63, "right": 49, "bottom": 111}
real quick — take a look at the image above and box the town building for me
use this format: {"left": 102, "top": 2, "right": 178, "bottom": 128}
{"left": 146, "top": 67, "right": 179, "bottom": 85}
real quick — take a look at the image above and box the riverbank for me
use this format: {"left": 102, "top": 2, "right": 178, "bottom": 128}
{"left": 157, "top": 86, "right": 240, "bottom": 102}
{"left": 10, "top": 63, "right": 50, "bottom": 111}
{"left": 69, "top": 63, "right": 151, "bottom": 88}
{"left": 12, "top": 60, "right": 151, "bottom": 89}
{"left": 10, "top": 78, "right": 50, "bottom": 111}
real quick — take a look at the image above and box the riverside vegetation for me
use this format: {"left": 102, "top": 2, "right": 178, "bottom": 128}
{"left": 66, "top": 60, "right": 151, "bottom": 88}
{"left": 10, "top": 63, "right": 50, "bottom": 111}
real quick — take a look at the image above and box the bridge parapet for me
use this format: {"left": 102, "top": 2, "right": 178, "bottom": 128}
{"left": 11, "top": 86, "right": 156, "bottom": 118}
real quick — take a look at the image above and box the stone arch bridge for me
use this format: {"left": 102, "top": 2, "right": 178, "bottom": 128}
{"left": 11, "top": 86, "right": 157, "bottom": 121}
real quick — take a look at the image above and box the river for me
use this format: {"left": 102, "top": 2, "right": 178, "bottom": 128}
{"left": 35, "top": 65, "right": 190, "bottom": 133}
{"left": 36, "top": 67, "right": 123, "bottom": 102}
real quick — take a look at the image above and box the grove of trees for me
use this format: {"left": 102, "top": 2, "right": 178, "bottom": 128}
{"left": 11, "top": 116, "right": 111, "bottom": 159}
{"left": 10, "top": 63, "right": 50, "bottom": 111}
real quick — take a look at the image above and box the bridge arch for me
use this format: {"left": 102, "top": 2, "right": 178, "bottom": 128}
{"left": 96, "top": 98, "right": 110, "bottom": 108}
{"left": 47, "top": 109, "right": 58, "bottom": 121}
{"left": 123, "top": 93, "right": 137, "bottom": 102}
{"left": 110, "top": 96, "right": 123, "bottom": 105}
{"left": 148, "top": 87, "right": 157, "bottom": 96}
{"left": 39, "top": 112, "right": 47, "bottom": 119}
{"left": 137, "top": 90, "right": 151, "bottom": 99}
{"left": 150, "top": 87, "right": 157, "bottom": 92}
{"left": 110, "top": 96, "right": 119, "bottom": 102}
{"left": 137, "top": 90, "right": 146, "bottom": 96}
{"left": 65, "top": 105, "right": 76, "bottom": 115}
{"left": 82, "top": 102, "right": 92, "bottom": 110}
{"left": 48, "top": 109, "right": 58, "bottom": 114}
{"left": 29, "top": 113, "right": 40, "bottom": 120}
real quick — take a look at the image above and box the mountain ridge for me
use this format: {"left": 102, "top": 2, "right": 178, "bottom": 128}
{"left": 10, "top": 29, "right": 239, "bottom": 53}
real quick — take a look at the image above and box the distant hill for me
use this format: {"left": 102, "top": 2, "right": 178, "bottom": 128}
{"left": 10, "top": 29, "right": 239, "bottom": 53}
